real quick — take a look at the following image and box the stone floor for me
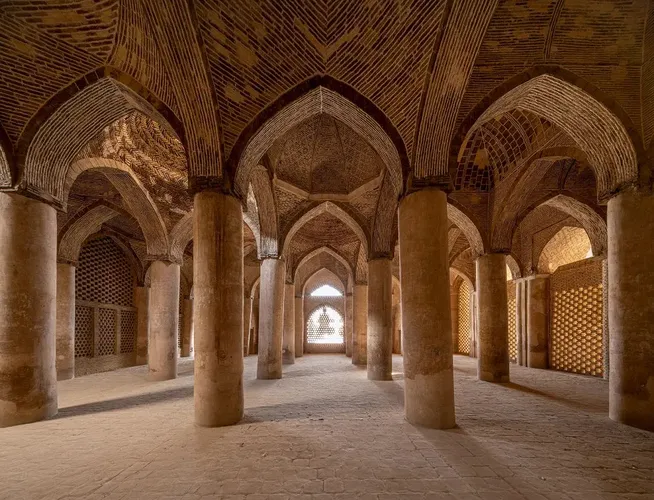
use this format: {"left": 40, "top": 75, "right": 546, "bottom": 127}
{"left": 1, "top": 355, "right": 653, "bottom": 500}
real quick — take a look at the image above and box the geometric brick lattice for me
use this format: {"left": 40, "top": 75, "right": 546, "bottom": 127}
{"left": 97, "top": 308, "right": 117, "bottom": 356}
{"left": 457, "top": 281, "right": 472, "bottom": 355}
{"left": 76, "top": 236, "right": 134, "bottom": 307}
{"left": 74, "top": 305, "right": 93, "bottom": 358}
{"left": 120, "top": 310, "right": 137, "bottom": 354}
{"left": 508, "top": 296, "right": 517, "bottom": 363}
{"left": 551, "top": 284, "right": 604, "bottom": 377}
{"left": 306, "top": 306, "right": 344, "bottom": 345}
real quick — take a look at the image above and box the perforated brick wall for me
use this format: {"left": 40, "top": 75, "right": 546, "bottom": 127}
{"left": 507, "top": 281, "right": 517, "bottom": 363}
{"left": 457, "top": 280, "right": 472, "bottom": 355}
{"left": 550, "top": 259, "right": 604, "bottom": 377}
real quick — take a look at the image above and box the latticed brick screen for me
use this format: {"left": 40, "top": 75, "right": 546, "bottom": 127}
{"left": 120, "top": 310, "right": 137, "bottom": 354}
{"left": 457, "top": 281, "right": 472, "bottom": 355}
{"left": 75, "top": 305, "right": 93, "bottom": 358}
{"left": 75, "top": 236, "right": 137, "bottom": 359}
{"left": 76, "top": 236, "right": 134, "bottom": 306}
{"left": 550, "top": 259, "right": 604, "bottom": 377}
{"left": 507, "top": 282, "right": 517, "bottom": 363}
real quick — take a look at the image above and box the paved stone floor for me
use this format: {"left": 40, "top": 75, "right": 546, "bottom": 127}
{"left": 1, "top": 355, "right": 653, "bottom": 500}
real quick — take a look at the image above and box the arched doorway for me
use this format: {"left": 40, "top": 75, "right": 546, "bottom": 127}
{"left": 305, "top": 305, "right": 345, "bottom": 354}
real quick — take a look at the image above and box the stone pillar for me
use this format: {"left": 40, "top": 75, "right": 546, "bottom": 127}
{"left": 607, "top": 190, "right": 654, "bottom": 431}
{"left": 193, "top": 191, "right": 243, "bottom": 427}
{"left": 476, "top": 253, "right": 510, "bottom": 383}
{"left": 515, "top": 279, "right": 525, "bottom": 366}
{"left": 392, "top": 303, "right": 402, "bottom": 354}
{"left": 282, "top": 283, "right": 295, "bottom": 365}
{"left": 352, "top": 283, "right": 368, "bottom": 365}
{"left": 134, "top": 286, "right": 149, "bottom": 365}
{"left": 601, "top": 258, "right": 609, "bottom": 380}
{"left": 470, "top": 291, "right": 478, "bottom": 358}
{"left": 180, "top": 298, "right": 194, "bottom": 357}
{"left": 526, "top": 275, "right": 549, "bottom": 369}
{"left": 148, "top": 260, "right": 180, "bottom": 381}
{"left": 450, "top": 285, "right": 459, "bottom": 354}
{"left": 56, "top": 262, "right": 76, "bottom": 380}
{"left": 243, "top": 295, "right": 253, "bottom": 356}
{"left": 398, "top": 189, "right": 455, "bottom": 428}
{"left": 367, "top": 258, "right": 393, "bottom": 380}
{"left": 251, "top": 302, "right": 259, "bottom": 354}
{"left": 257, "top": 258, "right": 285, "bottom": 379}
{"left": 294, "top": 294, "right": 303, "bottom": 357}
{"left": 345, "top": 292, "right": 353, "bottom": 357}
{"left": 0, "top": 193, "right": 57, "bottom": 427}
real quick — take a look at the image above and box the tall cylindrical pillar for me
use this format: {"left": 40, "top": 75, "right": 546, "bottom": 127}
{"left": 398, "top": 189, "right": 455, "bottom": 429}
{"left": 602, "top": 258, "right": 609, "bottom": 380}
{"left": 476, "top": 253, "right": 510, "bottom": 383}
{"left": 345, "top": 292, "right": 353, "bottom": 357}
{"left": 181, "top": 298, "right": 194, "bottom": 357}
{"left": 282, "top": 283, "right": 295, "bottom": 365}
{"left": 352, "top": 283, "right": 368, "bottom": 365}
{"left": 148, "top": 260, "right": 180, "bottom": 381}
{"left": 367, "top": 258, "right": 393, "bottom": 380}
{"left": 193, "top": 191, "right": 243, "bottom": 427}
{"left": 257, "top": 258, "right": 285, "bottom": 379}
{"left": 607, "top": 190, "right": 654, "bottom": 431}
{"left": 295, "top": 294, "right": 304, "bottom": 357}
{"left": 526, "top": 275, "right": 549, "bottom": 369}
{"left": 0, "top": 193, "right": 57, "bottom": 427}
{"left": 392, "top": 303, "right": 402, "bottom": 354}
{"left": 56, "top": 262, "right": 76, "bottom": 380}
{"left": 134, "top": 286, "right": 149, "bottom": 365}
{"left": 243, "top": 295, "right": 253, "bottom": 356}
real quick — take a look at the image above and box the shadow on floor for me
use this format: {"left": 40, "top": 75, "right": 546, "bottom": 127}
{"left": 53, "top": 386, "right": 193, "bottom": 419}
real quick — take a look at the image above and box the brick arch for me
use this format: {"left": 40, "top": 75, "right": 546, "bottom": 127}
{"left": 281, "top": 201, "right": 369, "bottom": 259}
{"left": 169, "top": 212, "right": 193, "bottom": 264}
{"left": 16, "top": 67, "right": 184, "bottom": 207}
{"left": 248, "top": 276, "right": 261, "bottom": 300}
{"left": 450, "top": 266, "right": 475, "bottom": 292}
{"left": 0, "top": 124, "right": 13, "bottom": 188}
{"left": 294, "top": 246, "right": 353, "bottom": 285}
{"left": 68, "top": 158, "right": 169, "bottom": 258}
{"left": 505, "top": 254, "right": 522, "bottom": 280}
{"left": 230, "top": 75, "right": 408, "bottom": 199}
{"left": 58, "top": 202, "right": 119, "bottom": 266}
{"left": 452, "top": 68, "right": 641, "bottom": 201}
{"left": 536, "top": 226, "right": 592, "bottom": 275}
{"left": 447, "top": 201, "right": 485, "bottom": 257}
{"left": 302, "top": 268, "right": 346, "bottom": 298}
{"left": 250, "top": 166, "right": 278, "bottom": 258}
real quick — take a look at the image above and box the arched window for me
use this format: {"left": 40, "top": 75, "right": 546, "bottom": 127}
{"left": 306, "top": 306, "right": 344, "bottom": 344}
{"left": 310, "top": 284, "right": 343, "bottom": 297}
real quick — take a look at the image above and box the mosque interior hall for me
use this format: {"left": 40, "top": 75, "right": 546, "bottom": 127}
{"left": 1, "top": 1, "right": 654, "bottom": 498}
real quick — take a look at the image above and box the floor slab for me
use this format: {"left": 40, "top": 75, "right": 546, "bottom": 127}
{"left": 1, "top": 354, "right": 653, "bottom": 500}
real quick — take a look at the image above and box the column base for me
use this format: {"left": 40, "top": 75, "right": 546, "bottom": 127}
{"left": 405, "top": 372, "right": 455, "bottom": 429}
{"left": 367, "top": 368, "right": 392, "bottom": 381}
{"left": 0, "top": 401, "right": 58, "bottom": 428}
{"left": 147, "top": 369, "right": 177, "bottom": 382}
{"left": 57, "top": 368, "right": 74, "bottom": 381}
{"left": 478, "top": 370, "right": 510, "bottom": 383}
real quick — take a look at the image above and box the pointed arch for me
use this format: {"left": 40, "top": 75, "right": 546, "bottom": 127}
{"left": 250, "top": 165, "right": 278, "bottom": 258}
{"left": 281, "top": 201, "right": 369, "bottom": 258}
{"left": 505, "top": 254, "right": 522, "bottom": 280}
{"left": 453, "top": 68, "right": 641, "bottom": 201}
{"left": 0, "top": 124, "right": 13, "bottom": 188}
{"left": 16, "top": 67, "right": 183, "bottom": 206}
{"left": 302, "top": 267, "right": 346, "bottom": 297}
{"left": 229, "top": 76, "right": 409, "bottom": 199}
{"left": 541, "top": 194, "right": 607, "bottom": 257}
{"left": 58, "top": 203, "right": 119, "bottom": 265}
{"left": 169, "top": 212, "right": 193, "bottom": 263}
{"left": 450, "top": 266, "right": 475, "bottom": 292}
{"left": 447, "top": 202, "right": 485, "bottom": 257}
{"left": 293, "top": 246, "right": 354, "bottom": 284}
{"left": 68, "top": 158, "right": 169, "bottom": 258}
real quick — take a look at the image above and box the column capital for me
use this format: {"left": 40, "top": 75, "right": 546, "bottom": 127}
{"left": 189, "top": 175, "right": 238, "bottom": 198}
{"left": 404, "top": 174, "right": 451, "bottom": 197}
